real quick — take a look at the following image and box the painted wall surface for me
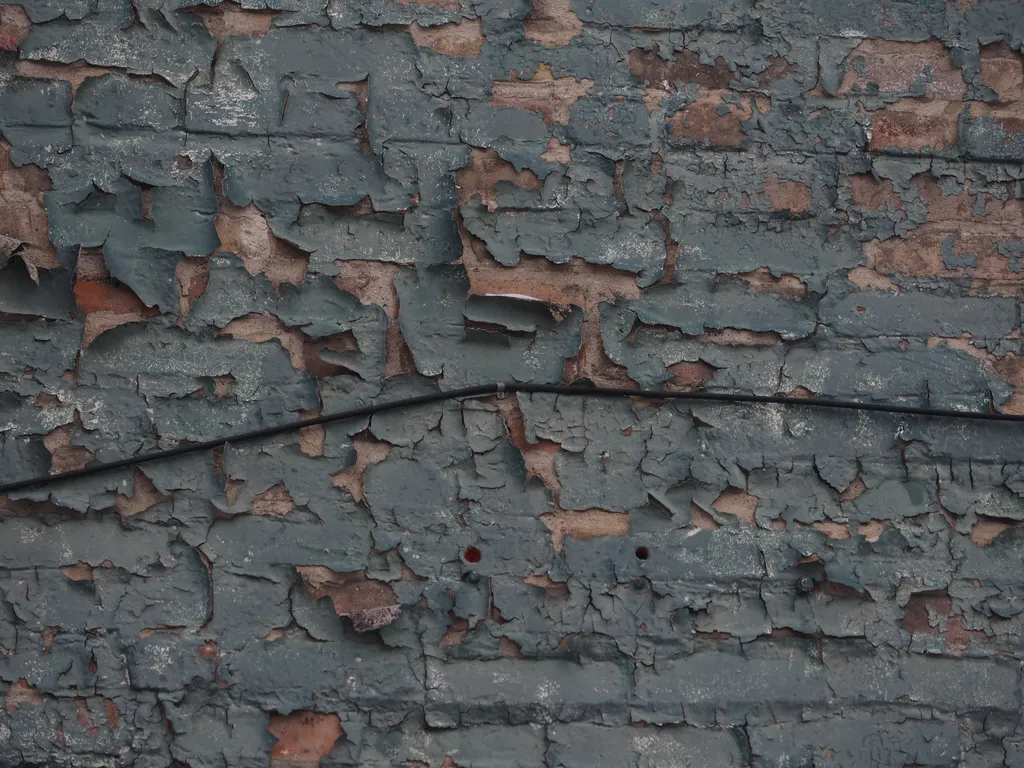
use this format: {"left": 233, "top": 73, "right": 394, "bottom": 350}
{"left": 1, "top": 0, "right": 1024, "bottom": 765}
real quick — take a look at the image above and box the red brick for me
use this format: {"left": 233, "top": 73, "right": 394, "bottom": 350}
{"left": 869, "top": 99, "right": 961, "bottom": 152}
{"left": 456, "top": 148, "right": 542, "bottom": 210}
{"left": 74, "top": 278, "right": 149, "bottom": 314}
{"left": 491, "top": 63, "right": 593, "bottom": 126}
{"left": 268, "top": 711, "right": 343, "bottom": 768}
{"left": 668, "top": 90, "right": 755, "bottom": 148}
{"left": 839, "top": 40, "right": 965, "bottom": 100}
{"left": 410, "top": 19, "right": 484, "bottom": 57}
{"left": 979, "top": 42, "right": 1024, "bottom": 104}
{"left": 524, "top": 0, "right": 582, "bottom": 47}
{"left": 761, "top": 173, "right": 812, "bottom": 213}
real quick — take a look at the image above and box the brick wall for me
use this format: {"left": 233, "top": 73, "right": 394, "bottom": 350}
{"left": 1, "top": 0, "right": 1023, "bottom": 765}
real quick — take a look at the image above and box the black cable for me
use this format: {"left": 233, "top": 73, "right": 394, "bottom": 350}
{"left": 1, "top": 381, "right": 1022, "bottom": 494}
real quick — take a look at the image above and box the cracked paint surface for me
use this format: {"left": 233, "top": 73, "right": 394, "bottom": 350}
{"left": 1, "top": 0, "right": 1024, "bottom": 764}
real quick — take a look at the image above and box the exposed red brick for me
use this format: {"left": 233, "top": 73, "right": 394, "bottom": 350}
{"left": 523, "top": 573, "right": 570, "bottom": 598}
{"left": 0, "top": 142, "right": 59, "bottom": 274}
{"left": 540, "top": 137, "right": 572, "bottom": 164}
{"left": 191, "top": 1, "right": 279, "bottom": 43}
{"left": 668, "top": 90, "right": 754, "bottom": 148}
{"left": 978, "top": 42, "right": 1024, "bottom": 104}
{"left": 177, "top": 256, "right": 211, "bottom": 318}
{"left": 410, "top": 19, "right": 484, "bottom": 56}
{"left": 500, "top": 636, "right": 525, "bottom": 659}
{"left": 0, "top": 4, "right": 31, "bottom": 47}
{"left": 331, "top": 433, "right": 392, "bottom": 502}
{"left": 462, "top": 225, "right": 639, "bottom": 386}
{"left": 60, "top": 563, "right": 94, "bottom": 582}
{"left": 711, "top": 488, "right": 758, "bottom": 524}
{"left": 689, "top": 503, "right": 720, "bottom": 529}
{"left": 839, "top": 40, "right": 965, "bottom": 100}
{"left": 970, "top": 518, "right": 1013, "bottom": 545}
{"left": 494, "top": 397, "right": 562, "bottom": 492}
{"left": 966, "top": 99, "right": 1024, "bottom": 140}
{"left": 811, "top": 521, "right": 851, "bottom": 540}
{"left": 736, "top": 268, "right": 808, "bottom": 299}
{"left": 103, "top": 699, "right": 120, "bottom": 728}
{"left": 219, "top": 315, "right": 308, "bottom": 371}
{"left": 250, "top": 483, "right": 296, "bottom": 517}
{"left": 198, "top": 640, "right": 218, "bottom": 660}
{"left": 761, "top": 173, "right": 812, "bottom": 213}
{"left": 4, "top": 679, "right": 44, "bottom": 712}
{"left": 524, "top": 0, "right": 582, "bottom": 47}
{"left": 268, "top": 711, "right": 343, "bottom": 768}
{"left": 42, "top": 423, "right": 94, "bottom": 475}
{"left": 627, "top": 46, "right": 732, "bottom": 89}
{"left": 491, "top": 63, "right": 594, "bottom": 126}
{"left": 857, "top": 520, "right": 885, "bottom": 541}
{"left": 540, "top": 509, "right": 630, "bottom": 552}
{"left": 14, "top": 61, "right": 129, "bottom": 96}
{"left": 869, "top": 99, "right": 961, "bottom": 152}
{"left": 665, "top": 360, "right": 716, "bottom": 390}
{"left": 74, "top": 279, "right": 148, "bottom": 314}
{"left": 213, "top": 160, "right": 308, "bottom": 287}
{"left": 850, "top": 173, "right": 900, "bottom": 209}
{"left": 847, "top": 265, "right": 898, "bottom": 292}
{"left": 297, "top": 566, "right": 400, "bottom": 631}
{"left": 456, "top": 148, "right": 543, "bottom": 210}
{"left": 115, "top": 468, "right": 169, "bottom": 518}
{"left": 841, "top": 477, "right": 868, "bottom": 502}
{"left": 333, "top": 261, "right": 416, "bottom": 378}
{"left": 441, "top": 619, "right": 470, "bottom": 646}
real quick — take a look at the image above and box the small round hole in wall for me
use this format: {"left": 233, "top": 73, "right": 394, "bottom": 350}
{"left": 464, "top": 546, "right": 482, "bottom": 563}
{"left": 634, "top": 546, "right": 650, "bottom": 561}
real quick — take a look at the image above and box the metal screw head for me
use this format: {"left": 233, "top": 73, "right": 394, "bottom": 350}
{"left": 795, "top": 576, "right": 815, "bottom": 595}
{"left": 463, "top": 571, "right": 480, "bottom": 584}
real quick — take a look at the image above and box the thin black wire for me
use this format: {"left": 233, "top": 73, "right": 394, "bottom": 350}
{"left": 1, "top": 381, "right": 1022, "bottom": 494}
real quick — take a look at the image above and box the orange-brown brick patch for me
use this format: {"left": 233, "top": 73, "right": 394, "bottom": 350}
{"left": 711, "top": 488, "right": 758, "bottom": 524}
{"left": 849, "top": 173, "right": 900, "bottom": 210}
{"left": 668, "top": 90, "right": 754, "bottom": 148}
{"left": 540, "top": 137, "right": 572, "bottom": 164}
{"left": 978, "top": 43, "right": 1024, "bottom": 104}
{"left": 869, "top": 99, "right": 961, "bottom": 152}
{"left": 0, "top": 143, "right": 59, "bottom": 273}
{"left": 456, "top": 147, "right": 543, "bottom": 210}
{"left": 191, "top": 1, "right": 279, "bottom": 42}
{"left": 761, "top": 173, "right": 812, "bottom": 213}
{"left": 839, "top": 40, "right": 965, "bottom": 99}
{"left": 4, "top": 680, "right": 44, "bottom": 712}
{"left": 268, "top": 711, "right": 343, "bottom": 768}
{"left": 540, "top": 509, "right": 630, "bottom": 551}
{"left": 410, "top": 19, "right": 484, "bottom": 56}
{"left": 736, "top": 268, "right": 808, "bottom": 299}
{"left": 900, "top": 591, "right": 989, "bottom": 655}
{"left": 75, "top": 278, "right": 149, "bottom": 314}
{"left": 491, "top": 63, "right": 594, "bottom": 126}
{"left": 296, "top": 566, "right": 400, "bottom": 632}
{"left": 966, "top": 100, "right": 1024, "bottom": 141}
{"left": 60, "top": 563, "right": 95, "bottom": 582}
{"left": 524, "top": 0, "right": 582, "bottom": 47}
{"left": 627, "top": 46, "right": 732, "bottom": 89}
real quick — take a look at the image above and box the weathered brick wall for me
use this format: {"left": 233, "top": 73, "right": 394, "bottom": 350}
{"left": 1, "top": 0, "right": 1024, "bottom": 765}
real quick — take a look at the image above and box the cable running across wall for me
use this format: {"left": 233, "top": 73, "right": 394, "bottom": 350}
{"left": 1, "top": 381, "right": 1021, "bottom": 494}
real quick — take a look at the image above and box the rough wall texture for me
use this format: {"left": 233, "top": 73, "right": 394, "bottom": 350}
{"left": 1, "top": 0, "right": 1024, "bottom": 765}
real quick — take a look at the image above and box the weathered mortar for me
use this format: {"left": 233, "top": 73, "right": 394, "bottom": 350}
{"left": 1, "top": 0, "right": 1024, "bottom": 765}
